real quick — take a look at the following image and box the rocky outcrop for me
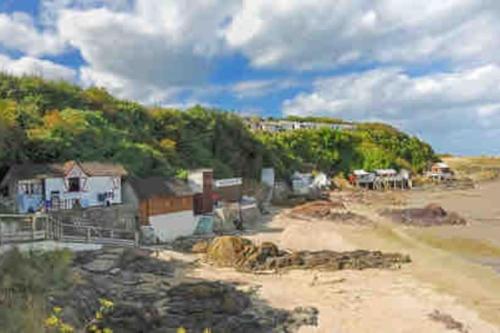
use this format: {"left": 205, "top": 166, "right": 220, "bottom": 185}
{"left": 382, "top": 203, "right": 467, "bottom": 226}
{"left": 289, "top": 200, "right": 373, "bottom": 225}
{"left": 50, "top": 247, "right": 318, "bottom": 333}
{"left": 204, "top": 236, "right": 410, "bottom": 272}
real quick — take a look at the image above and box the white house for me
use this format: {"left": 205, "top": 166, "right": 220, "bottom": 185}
{"left": 0, "top": 161, "right": 127, "bottom": 213}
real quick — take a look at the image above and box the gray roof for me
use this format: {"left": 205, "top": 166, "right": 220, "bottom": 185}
{"left": 0, "top": 161, "right": 127, "bottom": 187}
{"left": 128, "top": 177, "right": 193, "bottom": 200}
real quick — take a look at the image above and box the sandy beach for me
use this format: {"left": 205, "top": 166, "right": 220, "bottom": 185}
{"left": 159, "top": 181, "right": 500, "bottom": 332}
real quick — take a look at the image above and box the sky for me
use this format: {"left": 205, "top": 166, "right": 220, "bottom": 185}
{"left": 1, "top": 0, "right": 500, "bottom": 155}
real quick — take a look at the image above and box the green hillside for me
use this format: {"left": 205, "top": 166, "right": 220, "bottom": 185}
{"left": 0, "top": 74, "right": 436, "bottom": 180}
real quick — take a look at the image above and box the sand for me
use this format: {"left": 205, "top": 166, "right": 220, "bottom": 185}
{"left": 156, "top": 182, "right": 500, "bottom": 332}
{"left": 172, "top": 209, "right": 497, "bottom": 332}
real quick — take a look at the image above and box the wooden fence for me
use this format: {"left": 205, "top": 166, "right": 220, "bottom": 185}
{"left": 0, "top": 214, "right": 138, "bottom": 247}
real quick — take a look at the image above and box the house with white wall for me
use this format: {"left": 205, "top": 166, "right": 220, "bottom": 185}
{"left": 0, "top": 161, "right": 127, "bottom": 213}
{"left": 125, "top": 176, "right": 197, "bottom": 243}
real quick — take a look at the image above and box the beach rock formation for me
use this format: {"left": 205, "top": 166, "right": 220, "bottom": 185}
{"left": 382, "top": 203, "right": 467, "bottom": 226}
{"left": 50, "top": 247, "right": 317, "bottom": 333}
{"left": 204, "top": 236, "right": 410, "bottom": 272}
{"left": 289, "top": 200, "right": 373, "bottom": 225}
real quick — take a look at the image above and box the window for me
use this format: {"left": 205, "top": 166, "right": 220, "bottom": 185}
{"left": 18, "top": 181, "right": 41, "bottom": 196}
{"left": 68, "top": 177, "right": 80, "bottom": 192}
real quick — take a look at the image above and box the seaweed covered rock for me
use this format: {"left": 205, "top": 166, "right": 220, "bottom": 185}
{"left": 382, "top": 203, "right": 467, "bottom": 226}
{"left": 51, "top": 247, "right": 318, "bottom": 333}
{"left": 206, "top": 236, "right": 255, "bottom": 266}
{"left": 289, "top": 200, "right": 373, "bottom": 225}
{"left": 204, "top": 236, "right": 410, "bottom": 272}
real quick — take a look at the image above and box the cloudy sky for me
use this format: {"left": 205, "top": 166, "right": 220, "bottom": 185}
{"left": 1, "top": 0, "right": 499, "bottom": 155}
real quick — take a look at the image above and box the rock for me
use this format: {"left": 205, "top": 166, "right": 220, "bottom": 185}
{"left": 83, "top": 258, "right": 117, "bottom": 273}
{"left": 206, "top": 236, "right": 254, "bottom": 267}
{"left": 50, "top": 247, "right": 319, "bottom": 333}
{"left": 109, "top": 267, "right": 121, "bottom": 275}
{"left": 205, "top": 236, "right": 410, "bottom": 273}
{"left": 192, "top": 240, "right": 210, "bottom": 253}
{"left": 382, "top": 204, "right": 467, "bottom": 226}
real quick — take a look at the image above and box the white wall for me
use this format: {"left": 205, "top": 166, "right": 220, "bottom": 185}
{"left": 187, "top": 171, "right": 204, "bottom": 193}
{"left": 45, "top": 176, "right": 122, "bottom": 208}
{"left": 149, "top": 210, "right": 197, "bottom": 242}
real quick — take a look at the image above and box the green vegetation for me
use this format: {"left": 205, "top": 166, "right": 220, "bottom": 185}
{"left": 0, "top": 249, "right": 73, "bottom": 333}
{"left": 0, "top": 74, "right": 436, "bottom": 180}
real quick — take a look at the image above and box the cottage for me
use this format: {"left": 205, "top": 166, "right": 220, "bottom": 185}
{"left": 0, "top": 161, "right": 127, "bottom": 213}
{"left": 350, "top": 170, "right": 375, "bottom": 186}
{"left": 126, "top": 177, "right": 196, "bottom": 242}
{"left": 428, "top": 162, "right": 454, "bottom": 181}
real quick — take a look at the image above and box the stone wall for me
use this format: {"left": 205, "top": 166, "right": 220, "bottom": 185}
{"left": 50, "top": 204, "right": 138, "bottom": 231}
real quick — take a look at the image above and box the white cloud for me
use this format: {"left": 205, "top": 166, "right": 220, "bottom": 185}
{"left": 80, "top": 66, "right": 182, "bottom": 105}
{"left": 283, "top": 65, "right": 500, "bottom": 154}
{"left": 56, "top": 0, "right": 239, "bottom": 103}
{"left": 225, "top": 0, "right": 500, "bottom": 70}
{"left": 0, "top": 54, "right": 77, "bottom": 81}
{"left": 0, "top": 12, "right": 65, "bottom": 56}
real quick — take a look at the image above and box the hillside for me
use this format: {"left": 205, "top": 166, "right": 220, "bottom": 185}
{"left": 0, "top": 74, "right": 436, "bottom": 180}
{"left": 441, "top": 156, "right": 500, "bottom": 182}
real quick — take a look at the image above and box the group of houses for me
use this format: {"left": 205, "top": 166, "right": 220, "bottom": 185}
{"left": 0, "top": 159, "right": 455, "bottom": 245}
{"left": 245, "top": 119, "right": 355, "bottom": 133}
{"left": 349, "top": 162, "right": 455, "bottom": 189}
{"left": 349, "top": 169, "right": 412, "bottom": 190}
{"left": 0, "top": 161, "right": 251, "bottom": 244}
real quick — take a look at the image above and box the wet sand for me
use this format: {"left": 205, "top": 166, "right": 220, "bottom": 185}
{"left": 172, "top": 208, "right": 500, "bottom": 332}
{"left": 407, "top": 180, "right": 500, "bottom": 245}
{"left": 156, "top": 182, "right": 500, "bottom": 332}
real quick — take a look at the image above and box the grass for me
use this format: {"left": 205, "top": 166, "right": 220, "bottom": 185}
{"left": 0, "top": 249, "right": 74, "bottom": 333}
{"left": 443, "top": 156, "right": 500, "bottom": 182}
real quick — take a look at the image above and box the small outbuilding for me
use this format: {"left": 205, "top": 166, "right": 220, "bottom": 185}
{"left": 126, "top": 177, "right": 196, "bottom": 242}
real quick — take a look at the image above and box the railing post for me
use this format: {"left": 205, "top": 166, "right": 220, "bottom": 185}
{"left": 31, "top": 216, "right": 35, "bottom": 241}
{"left": 134, "top": 231, "right": 139, "bottom": 247}
{"left": 86, "top": 227, "right": 91, "bottom": 243}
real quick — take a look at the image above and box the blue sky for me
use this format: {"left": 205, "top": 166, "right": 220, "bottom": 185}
{"left": 1, "top": 1, "right": 500, "bottom": 155}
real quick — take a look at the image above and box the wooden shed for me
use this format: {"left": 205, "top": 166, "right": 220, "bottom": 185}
{"left": 127, "top": 177, "right": 196, "bottom": 242}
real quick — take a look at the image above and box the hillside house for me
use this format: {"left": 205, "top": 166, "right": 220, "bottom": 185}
{"left": 428, "top": 162, "right": 454, "bottom": 181}
{"left": 126, "top": 177, "right": 196, "bottom": 242}
{"left": 0, "top": 161, "right": 127, "bottom": 213}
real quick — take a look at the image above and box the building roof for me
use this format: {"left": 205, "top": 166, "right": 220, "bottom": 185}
{"left": 375, "top": 169, "right": 398, "bottom": 175}
{"left": 353, "top": 169, "right": 369, "bottom": 176}
{"left": 128, "top": 177, "right": 193, "bottom": 200}
{"left": 433, "top": 162, "right": 449, "bottom": 169}
{"left": 0, "top": 161, "right": 127, "bottom": 187}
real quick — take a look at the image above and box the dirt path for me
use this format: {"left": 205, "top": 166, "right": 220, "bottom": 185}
{"left": 172, "top": 209, "right": 499, "bottom": 333}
